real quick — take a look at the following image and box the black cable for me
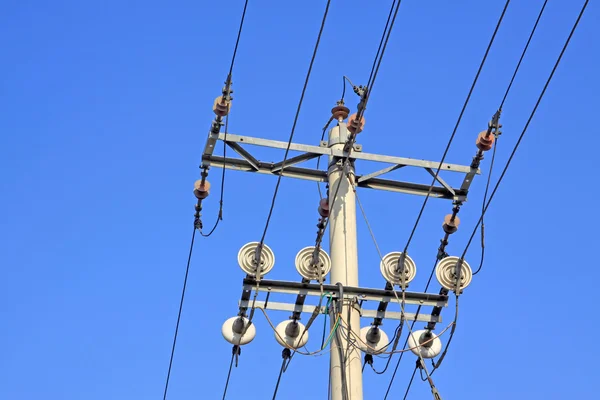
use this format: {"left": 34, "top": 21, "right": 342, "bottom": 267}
{"left": 474, "top": 137, "right": 497, "bottom": 275}
{"left": 401, "top": 0, "right": 510, "bottom": 254}
{"left": 271, "top": 349, "right": 291, "bottom": 400}
{"left": 383, "top": 257, "right": 438, "bottom": 399}
{"left": 474, "top": 0, "right": 548, "bottom": 272}
{"left": 258, "top": 0, "right": 331, "bottom": 246}
{"left": 402, "top": 366, "right": 418, "bottom": 400}
{"left": 367, "top": 0, "right": 398, "bottom": 90}
{"left": 221, "top": 347, "right": 239, "bottom": 400}
{"left": 500, "top": 0, "right": 548, "bottom": 109}
{"left": 227, "top": 0, "right": 249, "bottom": 79}
{"left": 162, "top": 227, "right": 197, "bottom": 400}
{"left": 461, "top": 0, "right": 588, "bottom": 262}
{"left": 315, "top": 0, "right": 402, "bottom": 249}
{"left": 201, "top": 116, "right": 228, "bottom": 237}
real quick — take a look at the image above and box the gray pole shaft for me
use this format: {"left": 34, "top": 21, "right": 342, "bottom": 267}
{"left": 328, "top": 123, "right": 363, "bottom": 400}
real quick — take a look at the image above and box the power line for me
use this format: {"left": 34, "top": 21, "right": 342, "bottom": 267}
{"left": 401, "top": 0, "right": 511, "bottom": 254}
{"left": 388, "top": 3, "right": 588, "bottom": 396}
{"left": 315, "top": 0, "right": 402, "bottom": 250}
{"left": 475, "top": 0, "right": 548, "bottom": 272}
{"left": 227, "top": 0, "right": 249, "bottom": 79}
{"left": 402, "top": 365, "right": 418, "bottom": 400}
{"left": 200, "top": 115, "right": 228, "bottom": 237}
{"left": 257, "top": 0, "right": 332, "bottom": 247}
{"left": 461, "top": 0, "right": 589, "bottom": 262}
{"left": 221, "top": 346, "right": 240, "bottom": 400}
{"left": 162, "top": 227, "right": 197, "bottom": 400}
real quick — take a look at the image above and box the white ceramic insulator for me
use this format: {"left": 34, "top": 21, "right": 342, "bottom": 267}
{"left": 221, "top": 316, "right": 256, "bottom": 346}
{"left": 237, "top": 242, "right": 275, "bottom": 278}
{"left": 435, "top": 256, "right": 473, "bottom": 292}
{"left": 295, "top": 246, "right": 332, "bottom": 281}
{"left": 408, "top": 329, "right": 442, "bottom": 359}
{"left": 380, "top": 252, "right": 417, "bottom": 287}
{"left": 358, "top": 326, "right": 390, "bottom": 355}
{"left": 274, "top": 320, "right": 309, "bottom": 349}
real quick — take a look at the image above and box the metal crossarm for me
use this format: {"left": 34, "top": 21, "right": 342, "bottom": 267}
{"left": 201, "top": 132, "right": 480, "bottom": 200}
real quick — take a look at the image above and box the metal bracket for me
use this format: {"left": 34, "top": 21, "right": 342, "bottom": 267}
{"left": 201, "top": 133, "right": 480, "bottom": 200}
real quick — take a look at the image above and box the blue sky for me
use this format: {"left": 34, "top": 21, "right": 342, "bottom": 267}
{"left": 1, "top": 1, "right": 598, "bottom": 399}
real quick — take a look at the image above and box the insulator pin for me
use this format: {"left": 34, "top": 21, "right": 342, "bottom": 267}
{"left": 347, "top": 113, "right": 365, "bottom": 134}
{"left": 442, "top": 214, "right": 460, "bottom": 234}
{"left": 194, "top": 179, "right": 211, "bottom": 199}
{"left": 475, "top": 131, "right": 495, "bottom": 151}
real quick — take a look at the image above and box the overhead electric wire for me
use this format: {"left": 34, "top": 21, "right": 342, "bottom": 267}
{"left": 475, "top": 137, "right": 497, "bottom": 275}
{"left": 165, "top": 2, "right": 250, "bottom": 398}
{"left": 400, "top": 0, "right": 510, "bottom": 254}
{"left": 389, "top": 3, "right": 587, "bottom": 397}
{"left": 162, "top": 227, "right": 197, "bottom": 400}
{"left": 315, "top": 0, "right": 402, "bottom": 250}
{"left": 200, "top": 115, "right": 228, "bottom": 237}
{"left": 257, "top": 0, "right": 331, "bottom": 248}
{"left": 475, "top": 0, "right": 548, "bottom": 272}
{"left": 461, "top": 0, "right": 588, "bottom": 263}
{"left": 402, "top": 365, "right": 418, "bottom": 400}
{"left": 221, "top": 348, "right": 238, "bottom": 400}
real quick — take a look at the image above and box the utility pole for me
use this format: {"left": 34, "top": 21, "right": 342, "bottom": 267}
{"left": 327, "top": 121, "right": 363, "bottom": 399}
{"left": 201, "top": 100, "right": 481, "bottom": 399}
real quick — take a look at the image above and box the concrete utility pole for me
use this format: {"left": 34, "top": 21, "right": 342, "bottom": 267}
{"left": 327, "top": 122, "right": 363, "bottom": 400}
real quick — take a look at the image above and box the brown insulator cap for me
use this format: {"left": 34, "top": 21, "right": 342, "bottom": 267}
{"left": 475, "top": 131, "right": 495, "bottom": 151}
{"left": 193, "top": 179, "right": 211, "bottom": 200}
{"left": 318, "top": 198, "right": 330, "bottom": 218}
{"left": 331, "top": 105, "right": 350, "bottom": 120}
{"left": 212, "top": 96, "right": 231, "bottom": 117}
{"left": 442, "top": 214, "right": 460, "bottom": 234}
{"left": 347, "top": 113, "right": 365, "bottom": 134}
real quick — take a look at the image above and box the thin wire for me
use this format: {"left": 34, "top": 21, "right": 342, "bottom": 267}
{"left": 271, "top": 357, "right": 288, "bottom": 400}
{"left": 474, "top": 0, "right": 547, "bottom": 271}
{"left": 315, "top": 0, "right": 402, "bottom": 249}
{"left": 500, "top": 0, "right": 548, "bottom": 109}
{"left": 402, "top": 366, "right": 418, "bottom": 400}
{"left": 227, "top": 0, "right": 249, "bottom": 78}
{"left": 221, "top": 351, "right": 236, "bottom": 400}
{"left": 367, "top": 0, "right": 397, "bottom": 89}
{"left": 401, "top": 0, "right": 510, "bottom": 254}
{"left": 383, "top": 257, "right": 438, "bottom": 399}
{"left": 462, "top": 0, "right": 589, "bottom": 261}
{"left": 355, "top": 187, "right": 384, "bottom": 261}
{"left": 258, "top": 0, "right": 331, "bottom": 246}
{"left": 474, "top": 138, "right": 497, "bottom": 275}
{"left": 162, "top": 228, "right": 197, "bottom": 400}
{"left": 201, "top": 116, "right": 228, "bottom": 237}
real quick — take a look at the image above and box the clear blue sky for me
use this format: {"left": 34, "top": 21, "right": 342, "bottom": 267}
{"left": 1, "top": 1, "right": 598, "bottom": 399}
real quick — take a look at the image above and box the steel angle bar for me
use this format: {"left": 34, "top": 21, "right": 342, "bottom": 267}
{"left": 425, "top": 168, "right": 456, "bottom": 197}
{"left": 216, "top": 133, "right": 477, "bottom": 174}
{"left": 238, "top": 300, "right": 442, "bottom": 323}
{"left": 242, "top": 278, "right": 448, "bottom": 308}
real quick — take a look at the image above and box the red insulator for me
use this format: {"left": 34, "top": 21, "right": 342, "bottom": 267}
{"left": 476, "top": 131, "right": 495, "bottom": 151}
{"left": 318, "top": 198, "right": 330, "bottom": 218}
{"left": 194, "top": 179, "right": 211, "bottom": 200}
{"left": 331, "top": 105, "right": 350, "bottom": 120}
{"left": 213, "top": 96, "right": 231, "bottom": 117}
{"left": 442, "top": 214, "right": 460, "bottom": 234}
{"left": 347, "top": 113, "right": 365, "bottom": 134}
